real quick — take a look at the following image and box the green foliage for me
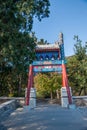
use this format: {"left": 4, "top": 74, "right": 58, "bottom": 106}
{"left": 0, "top": 0, "right": 50, "bottom": 96}
{"left": 34, "top": 73, "right": 62, "bottom": 99}
{"left": 37, "top": 39, "right": 49, "bottom": 45}
{"left": 67, "top": 36, "right": 87, "bottom": 95}
{"left": 74, "top": 35, "right": 86, "bottom": 61}
{"left": 0, "top": 0, "right": 50, "bottom": 32}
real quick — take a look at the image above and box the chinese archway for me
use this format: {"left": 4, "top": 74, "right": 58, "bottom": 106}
{"left": 25, "top": 33, "right": 72, "bottom": 106}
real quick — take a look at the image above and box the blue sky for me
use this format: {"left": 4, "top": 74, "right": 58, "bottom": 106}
{"left": 33, "top": 0, "right": 87, "bottom": 56}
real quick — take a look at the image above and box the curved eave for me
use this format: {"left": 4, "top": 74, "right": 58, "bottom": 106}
{"left": 35, "top": 48, "right": 60, "bottom": 52}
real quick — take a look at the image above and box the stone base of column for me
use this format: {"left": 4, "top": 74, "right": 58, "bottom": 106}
{"left": 24, "top": 88, "right": 36, "bottom": 111}
{"left": 29, "top": 88, "right": 36, "bottom": 108}
{"left": 61, "top": 87, "right": 72, "bottom": 108}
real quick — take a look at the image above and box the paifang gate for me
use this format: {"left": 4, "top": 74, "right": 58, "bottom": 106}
{"left": 25, "top": 33, "right": 72, "bottom": 106}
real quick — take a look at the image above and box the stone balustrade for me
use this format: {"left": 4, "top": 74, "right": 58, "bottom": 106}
{"left": 0, "top": 97, "right": 25, "bottom": 116}
{"left": 0, "top": 100, "right": 18, "bottom": 116}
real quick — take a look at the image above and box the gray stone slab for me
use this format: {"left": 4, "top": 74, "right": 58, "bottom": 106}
{"left": 0, "top": 104, "right": 87, "bottom": 130}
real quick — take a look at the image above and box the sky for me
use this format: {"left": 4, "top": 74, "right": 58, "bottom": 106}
{"left": 33, "top": 0, "right": 87, "bottom": 56}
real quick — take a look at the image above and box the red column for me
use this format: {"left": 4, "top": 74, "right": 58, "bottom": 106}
{"left": 62, "top": 61, "right": 72, "bottom": 104}
{"left": 25, "top": 65, "right": 33, "bottom": 105}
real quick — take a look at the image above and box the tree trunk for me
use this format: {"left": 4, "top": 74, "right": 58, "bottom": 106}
{"left": 56, "top": 89, "right": 60, "bottom": 99}
{"left": 50, "top": 91, "right": 53, "bottom": 100}
{"left": 84, "top": 87, "right": 87, "bottom": 95}
{"left": 79, "top": 87, "right": 83, "bottom": 96}
{"left": 18, "top": 75, "right": 22, "bottom": 96}
{"left": 9, "top": 87, "right": 13, "bottom": 97}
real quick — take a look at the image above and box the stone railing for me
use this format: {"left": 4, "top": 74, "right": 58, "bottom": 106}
{"left": 72, "top": 96, "right": 87, "bottom": 99}
{"left": 72, "top": 96, "right": 87, "bottom": 106}
{"left": 0, "top": 100, "right": 18, "bottom": 116}
{"left": 0, "top": 97, "right": 25, "bottom": 116}
{"left": 0, "top": 97, "right": 25, "bottom": 106}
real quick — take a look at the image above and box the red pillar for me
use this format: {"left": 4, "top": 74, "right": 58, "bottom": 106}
{"left": 62, "top": 61, "right": 72, "bottom": 104}
{"left": 25, "top": 65, "right": 33, "bottom": 105}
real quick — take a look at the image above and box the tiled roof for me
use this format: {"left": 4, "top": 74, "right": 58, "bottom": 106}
{"left": 36, "top": 43, "right": 59, "bottom": 50}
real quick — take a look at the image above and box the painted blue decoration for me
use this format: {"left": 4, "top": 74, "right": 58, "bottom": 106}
{"left": 36, "top": 51, "right": 59, "bottom": 61}
{"left": 32, "top": 38, "right": 66, "bottom": 73}
{"left": 60, "top": 43, "right": 65, "bottom": 60}
{"left": 32, "top": 60, "right": 66, "bottom": 66}
{"left": 33, "top": 66, "right": 62, "bottom": 73}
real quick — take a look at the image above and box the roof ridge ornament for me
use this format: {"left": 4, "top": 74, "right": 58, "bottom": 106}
{"left": 36, "top": 32, "right": 64, "bottom": 49}
{"left": 59, "top": 32, "right": 63, "bottom": 45}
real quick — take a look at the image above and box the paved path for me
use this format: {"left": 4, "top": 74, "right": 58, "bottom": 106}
{"left": 0, "top": 104, "right": 87, "bottom": 130}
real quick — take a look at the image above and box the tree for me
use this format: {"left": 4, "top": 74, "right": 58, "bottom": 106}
{"left": 74, "top": 35, "right": 86, "bottom": 61}
{"left": 45, "top": 73, "right": 61, "bottom": 99}
{"left": 0, "top": 0, "right": 50, "bottom": 96}
{"left": 34, "top": 73, "right": 62, "bottom": 99}
{"left": 0, "top": 0, "right": 50, "bottom": 32}
{"left": 37, "top": 39, "right": 49, "bottom": 45}
{"left": 67, "top": 36, "right": 87, "bottom": 95}
{"left": 34, "top": 73, "right": 49, "bottom": 98}
{"left": 67, "top": 56, "right": 80, "bottom": 95}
